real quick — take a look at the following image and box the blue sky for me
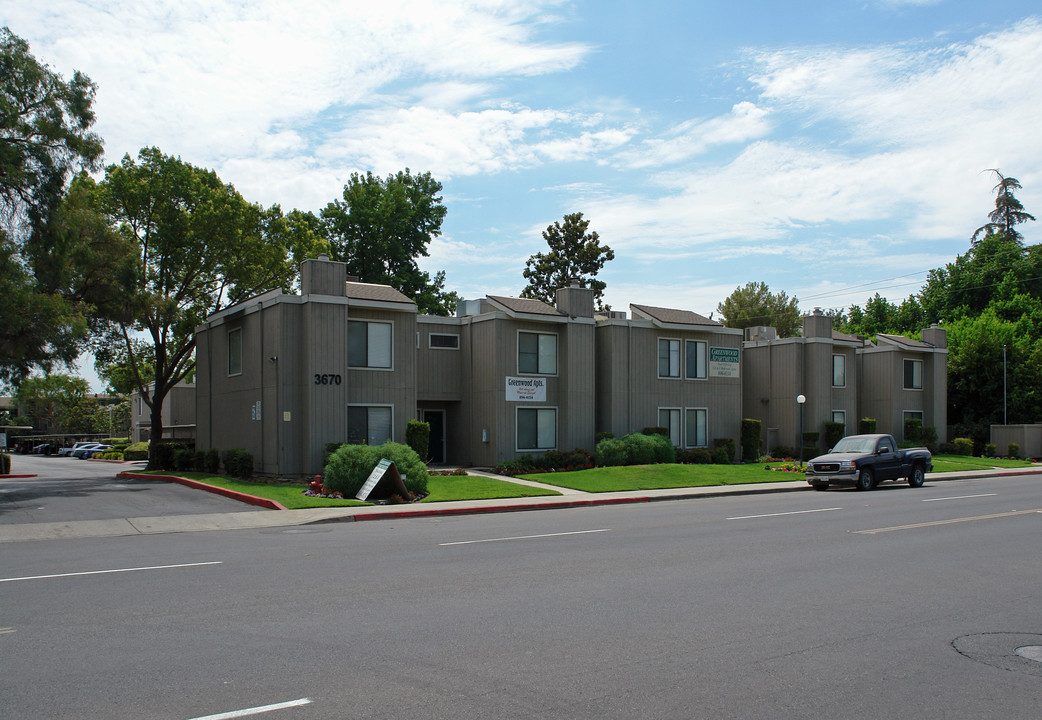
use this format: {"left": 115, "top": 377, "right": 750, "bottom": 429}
{"left": 8, "top": 1, "right": 1042, "bottom": 386}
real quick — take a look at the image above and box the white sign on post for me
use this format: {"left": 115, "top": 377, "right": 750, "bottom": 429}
{"left": 505, "top": 376, "right": 547, "bottom": 402}
{"left": 356, "top": 458, "right": 393, "bottom": 501}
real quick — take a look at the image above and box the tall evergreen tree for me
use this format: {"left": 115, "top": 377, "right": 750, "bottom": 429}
{"left": 521, "top": 212, "right": 614, "bottom": 310}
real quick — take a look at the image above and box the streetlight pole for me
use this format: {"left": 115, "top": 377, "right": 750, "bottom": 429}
{"left": 797, "top": 394, "right": 806, "bottom": 467}
{"left": 1003, "top": 344, "right": 1007, "bottom": 425}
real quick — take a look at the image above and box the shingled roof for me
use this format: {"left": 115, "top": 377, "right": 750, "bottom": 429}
{"left": 486, "top": 295, "right": 566, "bottom": 317}
{"left": 630, "top": 304, "right": 721, "bottom": 327}
{"left": 876, "top": 333, "right": 933, "bottom": 349}
{"left": 344, "top": 281, "right": 414, "bottom": 305}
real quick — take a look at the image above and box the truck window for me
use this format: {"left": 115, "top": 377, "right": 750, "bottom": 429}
{"left": 877, "top": 439, "right": 892, "bottom": 453}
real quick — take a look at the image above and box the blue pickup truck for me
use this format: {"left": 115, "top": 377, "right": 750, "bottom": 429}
{"left": 804, "top": 433, "right": 933, "bottom": 491}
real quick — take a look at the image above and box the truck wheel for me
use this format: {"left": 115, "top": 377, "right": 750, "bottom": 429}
{"left": 908, "top": 463, "right": 925, "bottom": 488}
{"left": 855, "top": 467, "right": 874, "bottom": 491}
{"left": 811, "top": 481, "right": 829, "bottom": 491}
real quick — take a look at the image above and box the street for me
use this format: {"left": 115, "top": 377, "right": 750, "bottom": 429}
{"left": 2, "top": 468, "right": 1041, "bottom": 718}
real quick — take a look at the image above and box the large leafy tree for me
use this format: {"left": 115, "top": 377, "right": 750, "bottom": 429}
{"left": 320, "top": 169, "right": 458, "bottom": 315}
{"left": 717, "top": 281, "right": 801, "bottom": 337}
{"left": 88, "top": 147, "right": 322, "bottom": 466}
{"left": 521, "top": 212, "right": 614, "bottom": 310}
{"left": 0, "top": 27, "right": 105, "bottom": 384}
{"left": 14, "top": 374, "right": 89, "bottom": 433}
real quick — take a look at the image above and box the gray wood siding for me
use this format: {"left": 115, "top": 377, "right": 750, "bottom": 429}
{"left": 416, "top": 319, "right": 462, "bottom": 401}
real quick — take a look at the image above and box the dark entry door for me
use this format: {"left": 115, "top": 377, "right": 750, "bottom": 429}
{"left": 423, "top": 410, "right": 445, "bottom": 464}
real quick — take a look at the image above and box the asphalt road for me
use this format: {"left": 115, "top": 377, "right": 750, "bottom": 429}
{"left": 0, "top": 454, "right": 263, "bottom": 524}
{"left": 2, "top": 471, "right": 1040, "bottom": 719}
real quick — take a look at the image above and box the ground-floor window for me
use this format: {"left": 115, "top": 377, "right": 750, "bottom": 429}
{"left": 832, "top": 410, "right": 845, "bottom": 427}
{"left": 517, "top": 407, "right": 556, "bottom": 451}
{"left": 658, "top": 408, "right": 681, "bottom": 446}
{"left": 685, "top": 408, "right": 708, "bottom": 448}
{"left": 348, "top": 405, "right": 393, "bottom": 445}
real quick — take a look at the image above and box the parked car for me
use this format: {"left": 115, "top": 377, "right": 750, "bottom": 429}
{"left": 72, "top": 443, "right": 107, "bottom": 459}
{"left": 59, "top": 442, "right": 97, "bottom": 457}
{"left": 80, "top": 444, "right": 113, "bottom": 459}
{"left": 804, "top": 433, "right": 932, "bottom": 491}
{"left": 31, "top": 443, "right": 57, "bottom": 455}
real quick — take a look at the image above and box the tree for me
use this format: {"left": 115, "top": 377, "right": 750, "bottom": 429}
{"left": 88, "top": 147, "right": 321, "bottom": 467}
{"left": 971, "top": 170, "right": 1036, "bottom": 245}
{"left": 14, "top": 374, "right": 89, "bottom": 433}
{"left": 320, "top": 169, "right": 458, "bottom": 315}
{"left": 521, "top": 212, "right": 614, "bottom": 310}
{"left": 839, "top": 294, "right": 924, "bottom": 337}
{"left": 717, "top": 282, "right": 801, "bottom": 336}
{"left": 0, "top": 27, "right": 105, "bottom": 384}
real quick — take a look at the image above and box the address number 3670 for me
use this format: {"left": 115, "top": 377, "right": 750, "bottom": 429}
{"left": 313, "top": 374, "right": 343, "bottom": 385}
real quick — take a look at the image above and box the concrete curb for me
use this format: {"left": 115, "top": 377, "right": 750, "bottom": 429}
{"left": 117, "top": 472, "right": 288, "bottom": 511}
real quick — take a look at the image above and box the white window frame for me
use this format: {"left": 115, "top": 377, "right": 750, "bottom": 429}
{"left": 658, "top": 407, "right": 682, "bottom": 447}
{"left": 903, "top": 358, "right": 923, "bottom": 390}
{"left": 428, "top": 333, "right": 460, "bottom": 350}
{"left": 516, "top": 406, "right": 557, "bottom": 452}
{"left": 517, "top": 330, "right": 558, "bottom": 376}
{"left": 347, "top": 404, "right": 394, "bottom": 446}
{"left": 685, "top": 340, "right": 707, "bottom": 380}
{"left": 658, "top": 338, "right": 681, "bottom": 379}
{"left": 832, "top": 354, "right": 846, "bottom": 388}
{"left": 227, "top": 327, "right": 242, "bottom": 376}
{"left": 685, "top": 407, "right": 708, "bottom": 448}
{"left": 348, "top": 320, "right": 394, "bottom": 370}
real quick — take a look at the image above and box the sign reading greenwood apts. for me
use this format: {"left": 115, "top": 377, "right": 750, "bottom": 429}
{"left": 709, "top": 347, "right": 740, "bottom": 378}
{"left": 506, "top": 376, "right": 547, "bottom": 402}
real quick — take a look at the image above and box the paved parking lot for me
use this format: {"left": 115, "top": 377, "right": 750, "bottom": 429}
{"left": 0, "top": 454, "right": 263, "bottom": 525}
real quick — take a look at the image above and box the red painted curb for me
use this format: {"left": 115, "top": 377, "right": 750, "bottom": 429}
{"left": 1, "top": 474, "right": 37, "bottom": 479}
{"left": 117, "top": 472, "right": 288, "bottom": 511}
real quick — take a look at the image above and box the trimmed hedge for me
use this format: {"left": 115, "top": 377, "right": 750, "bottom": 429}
{"left": 713, "top": 437, "right": 736, "bottom": 462}
{"left": 1, "top": 453, "right": 10, "bottom": 474}
{"left": 823, "top": 421, "right": 844, "bottom": 451}
{"left": 123, "top": 442, "right": 150, "bottom": 461}
{"left": 594, "top": 432, "right": 674, "bottom": 467}
{"left": 858, "top": 417, "right": 877, "bottom": 434}
{"left": 740, "top": 419, "right": 761, "bottom": 461}
{"left": 324, "top": 441, "right": 428, "bottom": 498}
{"left": 406, "top": 420, "right": 430, "bottom": 463}
{"left": 952, "top": 437, "right": 974, "bottom": 456}
{"left": 222, "top": 448, "right": 254, "bottom": 479}
{"left": 1008, "top": 442, "right": 1021, "bottom": 458}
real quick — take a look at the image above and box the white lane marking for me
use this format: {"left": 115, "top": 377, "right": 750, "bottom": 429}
{"left": 727, "top": 508, "right": 841, "bottom": 521}
{"left": 0, "top": 561, "right": 222, "bottom": 583}
{"left": 440, "top": 528, "right": 611, "bottom": 546}
{"left": 187, "top": 698, "right": 312, "bottom": 719}
{"left": 855, "top": 509, "right": 1042, "bottom": 534}
{"left": 922, "top": 493, "right": 997, "bottom": 502}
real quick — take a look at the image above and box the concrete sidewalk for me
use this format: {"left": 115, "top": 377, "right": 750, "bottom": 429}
{"left": 1, "top": 466, "right": 1039, "bottom": 544}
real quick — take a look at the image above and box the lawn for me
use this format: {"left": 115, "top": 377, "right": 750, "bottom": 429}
{"left": 930, "top": 454, "right": 1036, "bottom": 473}
{"left": 423, "top": 474, "right": 560, "bottom": 502}
{"left": 135, "top": 469, "right": 559, "bottom": 508}
{"left": 517, "top": 463, "right": 805, "bottom": 493}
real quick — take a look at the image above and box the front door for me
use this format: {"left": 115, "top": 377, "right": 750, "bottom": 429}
{"left": 423, "top": 410, "right": 446, "bottom": 464}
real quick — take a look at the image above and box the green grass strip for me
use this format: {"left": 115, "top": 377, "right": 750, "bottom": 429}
{"left": 134, "top": 470, "right": 369, "bottom": 509}
{"left": 423, "top": 474, "right": 560, "bottom": 502}
{"left": 517, "top": 463, "right": 805, "bottom": 493}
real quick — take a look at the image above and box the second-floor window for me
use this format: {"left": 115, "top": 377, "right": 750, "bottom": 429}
{"left": 349, "top": 321, "right": 392, "bottom": 369}
{"left": 904, "top": 358, "right": 923, "bottom": 390}
{"left": 227, "top": 327, "right": 242, "bottom": 376}
{"left": 518, "top": 331, "right": 557, "bottom": 374}
{"left": 686, "top": 340, "right": 707, "bottom": 379}
{"left": 833, "top": 354, "right": 846, "bottom": 387}
{"left": 658, "top": 338, "right": 680, "bottom": 378}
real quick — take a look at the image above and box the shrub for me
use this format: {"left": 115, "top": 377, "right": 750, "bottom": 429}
{"left": 192, "top": 450, "right": 207, "bottom": 472}
{"left": 984, "top": 443, "right": 997, "bottom": 457}
{"left": 921, "top": 426, "right": 938, "bottom": 448}
{"left": 173, "top": 448, "right": 195, "bottom": 471}
{"left": 713, "top": 437, "right": 736, "bottom": 462}
{"left": 642, "top": 426, "right": 669, "bottom": 438}
{"left": 324, "top": 442, "right": 428, "bottom": 497}
{"left": 771, "top": 445, "right": 796, "bottom": 459}
{"left": 1, "top": 453, "right": 10, "bottom": 474}
{"left": 98, "top": 451, "right": 123, "bottom": 460}
{"left": 622, "top": 433, "right": 659, "bottom": 465}
{"left": 221, "top": 448, "right": 254, "bottom": 479}
{"left": 123, "top": 442, "right": 150, "bottom": 461}
{"left": 205, "top": 448, "right": 220, "bottom": 473}
{"left": 1008, "top": 442, "right": 1021, "bottom": 459}
{"left": 858, "top": 417, "right": 877, "bottom": 434}
{"left": 802, "top": 431, "right": 820, "bottom": 449}
{"left": 800, "top": 446, "right": 819, "bottom": 461}
{"left": 596, "top": 437, "right": 629, "bottom": 467}
{"left": 952, "top": 437, "right": 974, "bottom": 456}
{"left": 101, "top": 437, "right": 129, "bottom": 445}
{"left": 536, "top": 448, "right": 597, "bottom": 470}
{"left": 938, "top": 441, "right": 957, "bottom": 454}
{"left": 595, "top": 431, "right": 614, "bottom": 443}
{"left": 406, "top": 420, "right": 430, "bottom": 463}
{"left": 711, "top": 446, "right": 731, "bottom": 464}
{"left": 823, "top": 421, "right": 844, "bottom": 451}
{"left": 741, "top": 419, "right": 761, "bottom": 462}
{"left": 649, "top": 433, "right": 675, "bottom": 463}
{"left": 677, "top": 447, "right": 712, "bottom": 464}
{"left": 496, "top": 455, "right": 539, "bottom": 475}
{"left": 903, "top": 417, "right": 923, "bottom": 444}
{"left": 154, "top": 442, "right": 187, "bottom": 470}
